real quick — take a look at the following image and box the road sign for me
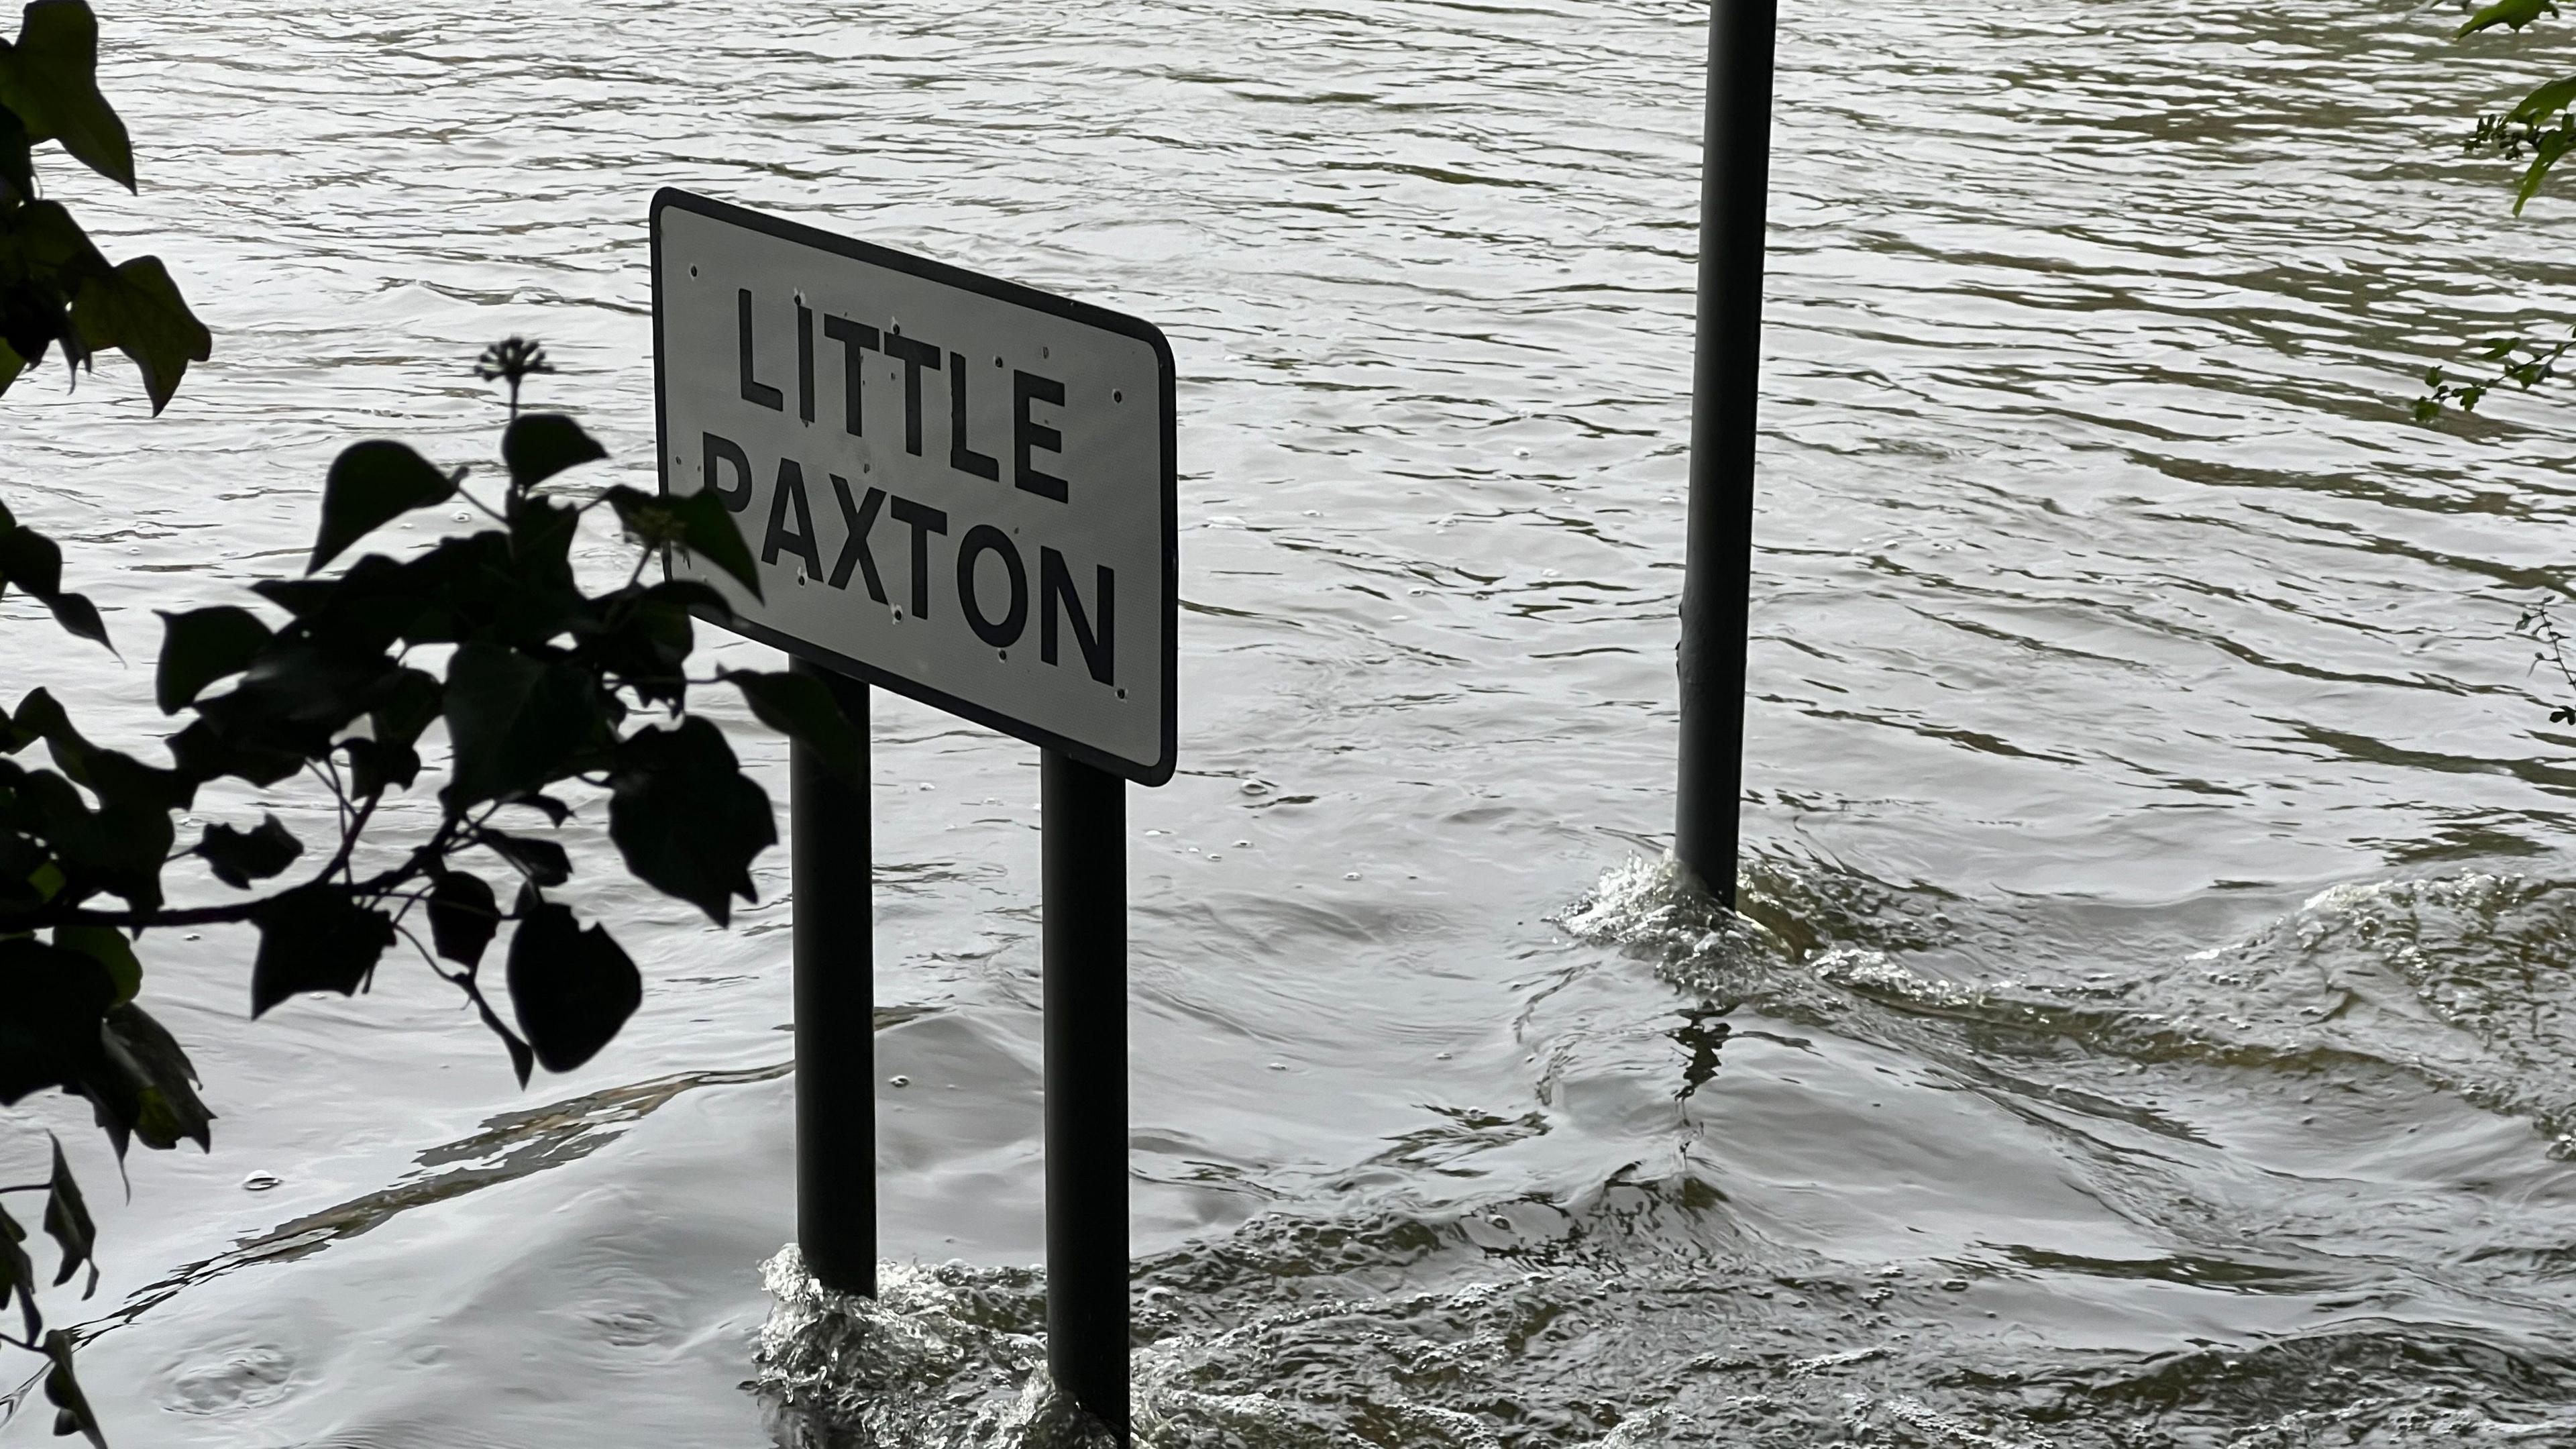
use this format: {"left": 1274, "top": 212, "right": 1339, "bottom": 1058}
{"left": 653, "top": 189, "right": 1158, "bottom": 1440}
{"left": 650, "top": 188, "right": 1177, "bottom": 786}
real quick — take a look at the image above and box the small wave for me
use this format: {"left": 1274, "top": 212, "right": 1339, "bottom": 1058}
{"left": 1555, "top": 850, "right": 1970, "bottom": 1014}
{"left": 753, "top": 1204, "right": 2576, "bottom": 1448}
{"left": 756, "top": 1245, "right": 1323, "bottom": 1448}
{"left": 755, "top": 1236, "right": 1711, "bottom": 1448}
{"left": 1566, "top": 853, "right": 2576, "bottom": 1159}
{"left": 757, "top": 1245, "right": 1069, "bottom": 1447}
{"left": 1553, "top": 853, "right": 1780, "bottom": 965}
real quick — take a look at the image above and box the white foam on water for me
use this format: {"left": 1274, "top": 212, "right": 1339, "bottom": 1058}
{"left": 1554, "top": 853, "right": 1784, "bottom": 971}
{"left": 758, "top": 1244, "right": 1699, "bottom": 1447}
{"left": 757, "top": 1246, "right": 1328, "bottom": 1448}
{"left": 1808, "top": 947, "right": 1955, "bottom": 1006}
{"left": 1881, "top": 1397, "right": 2057, "bottom": 1449}
{"left": 757, "top": 1246, "right": 1075, "bottom": 1447}
{"left": 2220, "top": 1397, "right": 2576, "bottom": 1446}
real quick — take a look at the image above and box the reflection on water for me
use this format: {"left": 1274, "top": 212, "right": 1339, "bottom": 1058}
{"left": 9, "top": 0, "right": 2576, "bottom": 1443}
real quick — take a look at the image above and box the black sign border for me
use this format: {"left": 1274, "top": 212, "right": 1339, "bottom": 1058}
{"left": 650, "top": 186, "right": 1179, "bottom": 788}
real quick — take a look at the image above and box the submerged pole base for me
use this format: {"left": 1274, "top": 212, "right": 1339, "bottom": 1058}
{"left": 794, "top": 663, "right": 875, "bottom": 1299}
{"left": 1041, "top": 749, "right": 1130, "bottom": 1442}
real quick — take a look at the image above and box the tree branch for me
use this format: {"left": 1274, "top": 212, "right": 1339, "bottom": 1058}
{"left": 4, "top": 819, "right": 447, "bottom": 931}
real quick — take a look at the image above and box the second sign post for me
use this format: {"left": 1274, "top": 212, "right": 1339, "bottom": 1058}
{"left": 652, "top": 188, "right": 1179, "bottom": 1440}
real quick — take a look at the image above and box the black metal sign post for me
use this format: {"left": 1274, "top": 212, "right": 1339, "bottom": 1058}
{"left": 652, "top": 189, "right": 1176, "bottom": 1446}
{"left": 792, "top": 661, "right": 875, "bottom": 1297}
{"left": 1674, "top": 0, "right": 1780, "bottom": 910}
{"left": 1042, "top": 750, "right": 1129, "bottom": 1438}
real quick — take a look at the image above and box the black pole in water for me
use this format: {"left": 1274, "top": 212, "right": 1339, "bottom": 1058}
{"left": 1674, "top": 0, "right": 1780, "bottom": 909}
{"left": 793, "top": 660, "right": 875, "bottom": 1297}
{"left": 1040, "top": 749, "right": 1130, "bottom": 1440}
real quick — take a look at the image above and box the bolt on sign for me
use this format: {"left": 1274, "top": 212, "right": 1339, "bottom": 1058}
{"left": 650, "top": 189, "right": 1177, "bottom": 784}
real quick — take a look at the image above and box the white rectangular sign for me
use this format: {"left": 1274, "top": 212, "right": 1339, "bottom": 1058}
{"left": 650, "top": 190, "right": 1177, "bottom": 785}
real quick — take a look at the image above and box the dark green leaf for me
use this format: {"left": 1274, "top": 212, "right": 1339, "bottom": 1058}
{"left": 9, "top": 687, "right": 189, "bottom": 816}
{"left": 505, "top": 902, "right": 640, "bottom": 1073}
{"left": 42, "top": 1138, "right": 95, "bottom": 1295}
{"left": 0, "top": 832, "right": 54, "bottom": 914}
{"left": 602, "top": 485, "right": 666, "bottom": 542}
{"left": 508, "top": 491, "right": 580, "bottom": 573}
{"left": 2459, "top": 0, "right": 2555, "bottom": 35}
{"left": 674, "top": 488, "right": 763, "bottom": 599}
{"left": 339, "top": 736, "right": 419, "bottom": 796}
{"left": 166, "top": 717, "right": 304, "bottom": 787}
{"left": 156, "top": 605, "right": 271, "bottom": 712}
{"left": 0, "top": 98, "right": 28, "bottom": 197}
{"left": 441, "top": 642, "right": 601, "bottom": 807}
{"left": 501, "top": 412, "right": 606, "bottom": 490}
{"left": 196, "top": 813, "right": 301, "bottom": 889}
{"left": 42, "top": 589, "right": 111, "bottom": 652}
{"left": 0, "top": 1196, "right": 35, "bottom": 1341}
{"left": 0, "top": 335, "right": 23, "bottom": 396}
{"left": 0, "top": 508, "right": 105, "bottom": 650}
{"left": 9, "top": 688, "right": 189, "bottom": 814}
{"left": 506, "top": 792, "right": 573, "bottom": 826}
{"left": 2516, "top": 127, "right": 2576, "bottom": 214}
{"left": 0, "top": 519, "right": 64, "bottom": 597}
{"left": 369, "top": 666, "right": 442, "bottom": 747}
{"left": 0, "top": 0, "right": 136, "bottom": 191}
{"left": 250, "top": 885, "right": 394, "bottom": 1017}
{"left": 215, "top": 624, "right": 407, "bottom": 737}
{"left": 52, "top": 924, "right": 137, "bottom": 1006}
{"left": 478, "top": 828, "right": 570, "bottom": 888}
{"left": 427, "top": 869, "right": 500, "bottom": 969}
{"left": 309, "top": 440, "right": 453, "bottom": 574}
{"left": 3, "top": 197, "right": 107, "bottom": 288}
{"left": 247, "top": 576, "right": 335, "bottom": 621}
{"left": 11, "top": 686, "right": 73, "bottom": 750}
{"left": 721, "top": 667, "right": 864, "bottom": 782}
{"left": 87, "top": 1002, "right": 212, "bottom": 1153}
{"left": 77, "top": 745, "right": 189, "bottom": 818}
{"left": 643, "top": 578, "right": 735, "bottom": 619}
{"left": 0, "top": 936, "right": 111, "bottom": 1104}
{"left": 2512, "top": 75, "right": 2576, "bottom": 125}
{"left": 572, "top": 588, "right": 695, "bottom": 708}
{"left": 42, "top": 1328, "right": 105, "bottom": 1449}
{"left": 7, "top": 757, "right": 176, "bottom": 912}
{"left": 607, "top": 717, "right": 773, "bottom": 925}
{"left": 608, "top": 486, "right": 764, "bottom": 600}
{"left": 69, "top": 255, "right": 210, "bottom": 414}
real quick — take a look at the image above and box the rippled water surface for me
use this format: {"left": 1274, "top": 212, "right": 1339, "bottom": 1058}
{"left": 10, "top": 0, "right": 2576, "bottom": 1443}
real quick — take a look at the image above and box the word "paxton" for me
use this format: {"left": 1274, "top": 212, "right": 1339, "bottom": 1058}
{"left": 701, "top": 286, "right": 1116, "bottom": 687}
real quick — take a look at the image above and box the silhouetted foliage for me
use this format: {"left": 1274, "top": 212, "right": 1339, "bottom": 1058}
{"left": 0, "top": 6, "right": 848, "bottom": 1437}
{"left": 2419, "top": 0, "right": 2576, "bottom": 418}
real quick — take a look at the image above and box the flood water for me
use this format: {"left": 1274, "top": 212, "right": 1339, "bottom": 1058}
{"left": 9, "top": 0, "right": 2576, "bottom": 1444}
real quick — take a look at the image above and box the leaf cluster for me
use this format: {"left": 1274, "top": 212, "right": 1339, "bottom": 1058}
{"left": 0, "top": 360, "right": 862, "bottom": 1440}
{"left": 2414, "top": 1, "right": 2576, "bottom": 417}
{"left": 2514, "top": 596, "right": 2576, "bottom": 722}
{"left": 2413, "top": 331, "right": 2576, "bottom": 420}
{"left": 4, "top": 382, "right": 863, "bottom": 1089}
{"left": 2463, "top": 76, "right": 2576, "bottom": 215}
{"left": 0, "top": 13, "right": 864, "bottom": 1438}
{"left": 0, "top": 1, "right": 207, "bottom": 411}
{"left": 0, "top": 1142, "right": 101, "bottom": 1446}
